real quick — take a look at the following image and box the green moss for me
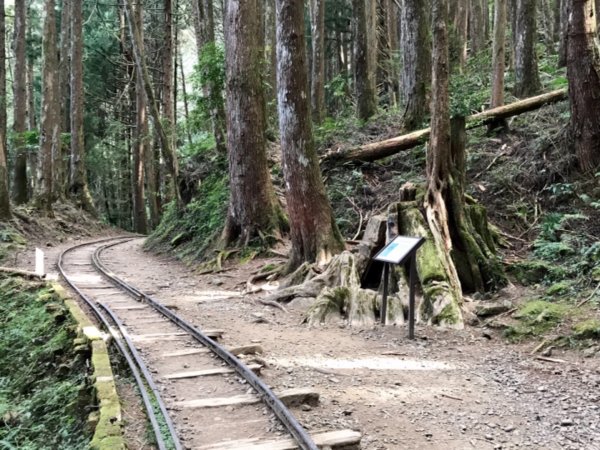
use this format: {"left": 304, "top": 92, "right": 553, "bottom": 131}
{"left": 434, "top": 302, "right": 462, "bottom": 326}
{"left": 545, "top": 281, "right": 572, "bottom": 296}
{"left": 509, "top": 260, "right": 568, "bottom": 285}
{"left": 0, "top": 276, "right": 92, "bottom": 449}
{"left": 516, "top": 300, "right": 568, "bottom": 322}
{"left": 572, "top": 319, "right": 600, "bottom": 340}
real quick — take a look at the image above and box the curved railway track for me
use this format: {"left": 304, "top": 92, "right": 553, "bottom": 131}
{"left": 58, "top": 237, "right": 361, "bottom": 450}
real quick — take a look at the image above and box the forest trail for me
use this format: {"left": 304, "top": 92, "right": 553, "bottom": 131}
{"left": 24, "top": 236, "right": 599, "bottom": 450}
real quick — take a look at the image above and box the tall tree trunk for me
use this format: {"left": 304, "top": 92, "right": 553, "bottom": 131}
{"left": 451, "top": 0, "right": 469, "bottom": 71}
{"left": 162, "top": 0, "right": 175, "bottom": 163}
{"left": 222, "top": 0, "right": 283, "bottom": 246}
{"left": 353, "top": 0, "right": 378, "bottom": 121}
{"left": 401, "top": 0, "right": 430, "bottom": 130}
{"left": 276, "top": 0, "right": 344, "bottom": 271}
{"left": 70, "top": 0, "right": 95, "bottom": 212}
{"left": 123, "top": 0, "right": 181, "bottom": 207}
{"left": 0, "top": 0, "right": 9, "bottom": 220}
{"left": 26, "top": 59, "right": 36, "bottom": 130}
{"left": 179, "top": 53, "right": 192, "bottom": 145}
{"left": 490, "top": 0, "right": 508, "bottom": 129}
{"left": 57, "top": 0, "right": 71, "bottom": 200}
{"left": 567, "top": 0, "right": 600, "bottom": 171}
{"left": 265, "top": 0, "right": 278, "bottom": 118}
{"left": 192, "top": 0, "right": 226, "bottom": 154}
{"left": 37, "top": 0, "right": 61, "bottom": 215}
{"left": 514, "top": 0, "right": 541, "bottom": 96}
{"left": 423, "top": 0, "right": 506, "bottom": 326}
{"left": 12, "top": 0, "right": 28, "bottom": 205}
{"left": 558, "top": 0, "right": 569, "bottom": 67}
{"left": 470, "top": 0, "right": 486, "bottom": 54}
{"left": 133, "top": 0, "right": 148, "bottom": 233}
{"left": 310, "top": 0, "right": 326, "bottom": 124}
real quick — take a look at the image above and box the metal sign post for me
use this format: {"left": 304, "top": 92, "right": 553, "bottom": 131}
{"left": 374, "top": 236, "right": 425, "bottom": 339}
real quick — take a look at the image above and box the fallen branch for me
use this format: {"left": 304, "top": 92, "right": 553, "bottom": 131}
{"left": 323, "top": 88, "right": 568, "bottom": 164}
{"left": 0, "top": 267, "right": 45, "bottom": 280}
{"left": 535, "top": 356, "right": 567, "bottom": 364}
{"left": 440, "top": 393, "right": 463, "bottom": 401}
{"left": 576, "top": 282, "right": 600, "bottom": 307}
{"left": 256, "top": 298, "right": 289, "bottom": 313}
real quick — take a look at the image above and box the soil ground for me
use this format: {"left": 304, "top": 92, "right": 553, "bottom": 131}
{"left": 29, "top": 236, "right": 597, "bottom": 450}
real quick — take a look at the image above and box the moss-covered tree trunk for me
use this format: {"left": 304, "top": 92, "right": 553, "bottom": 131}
{"left": 422, "top": 0, "right": 506, "bottom": 326}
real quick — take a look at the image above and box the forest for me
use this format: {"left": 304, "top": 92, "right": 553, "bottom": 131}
{"left": 0, "top": 0, "right": 600, "bottom": 448}
{"left": 2, "top": 0, "right": 598, "bottom": 324}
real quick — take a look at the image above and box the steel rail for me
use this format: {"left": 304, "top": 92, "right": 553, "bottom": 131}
{"left": 57, "top": 236, "right": 179, "bottom": 450}
{"left": 94, "top": 239, "right": 319, "bottom": 450}
{"left": 96, "top": 300, "right": 183, "bottom": 450}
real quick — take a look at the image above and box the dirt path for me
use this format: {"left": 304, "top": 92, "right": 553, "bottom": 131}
{"left": 43, "top": 237, "right": 600, "bottom": 449}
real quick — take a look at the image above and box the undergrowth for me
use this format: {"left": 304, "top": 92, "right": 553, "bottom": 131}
{"left": 0, "top": 276, "right": 91, "bottom": 449}
{"left": 145, "top": 173, "right": 229, "bottom": 262}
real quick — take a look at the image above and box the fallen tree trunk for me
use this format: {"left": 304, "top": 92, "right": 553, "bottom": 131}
{"left": 323, "top": 88, "right": 568, "bottom": 164}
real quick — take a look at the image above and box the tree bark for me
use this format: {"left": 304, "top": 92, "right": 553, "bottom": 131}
{"left": 558, "top": 0, "right": 569, "bottom": 67}
{"left": 310, "top": 0, "right": 326, "bottom": 124}
{"left": 490, "top": 0, "right": 508, "bottom": 130}
{"left": 133, "top": 0, "right": 148, "bottom": 234}
{"left": 400, "top": 0, "right": 430, "bottom": 130}
{"left": 57, "top": 0, "right": 71, "bottom": 200}
{"left": 276, "top": 0, "right": 344, "bottom": 270}
{"left": 324, "top": 88, "right": 568, "bottom": 163}
{"left": 70, "top": 0, "right": 95, "bottom": 213}
{"left": 425, "top": 0, "right": 464, "bottom": 326}
{"left": 162, "top": 0, "right": 175, "bottom": 165}
{"left": 567, "top": 0, "right": 600, "bottom": 171}
{"left": 36, "top": 0, "right": 61, "bottom": 216}
{"left": 450, "top": 0, "right": 469, "bottom": 71}
{"left": 514, "top": 0, "right": 541, "bottom": 97}
{"left": 353, "top": 0, "right": 378, "bottom": 121}
{"left": 470, "top": 0, "right": 486, "bottom": 54}
{"left": 123, "top": 0, "right": 181, "bottom": 207}
{"left": 12, "top": 0, "right": 28, "bottom": 205}
{"left": 222, "top": 0, "right": 283, "bottom": 246}
{"left": 0, "top": 0, "right": 9, "bottom": 220}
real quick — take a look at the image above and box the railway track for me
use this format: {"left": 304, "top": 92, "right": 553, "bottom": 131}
{"left": 58, "top": 236, "right": 361, "bottom": 450}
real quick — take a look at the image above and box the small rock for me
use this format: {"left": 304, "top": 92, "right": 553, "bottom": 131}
{"left": 503, "top": 425, "right": 515, "bottom": 432}
{"left": 329, "top": 377, "right": 340, "bottom": 383}
{"left": 301, "top": 404, "right": 312, "bottom": 412}
{"left": 485, "top": 434, "right": 494, "bottom": 441}
{"left": 561, "top": 419, "right": 574, "bottom": 426}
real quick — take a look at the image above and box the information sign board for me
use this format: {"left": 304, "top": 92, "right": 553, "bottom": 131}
{"left": 374, "top": 236, "right": 424, "bottom": 265}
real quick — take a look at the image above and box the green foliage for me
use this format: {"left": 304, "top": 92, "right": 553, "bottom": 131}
{"left": 146, "top": 174, "right": 229, "bottom": 262}
{"left": 450, "top": 50, "right": 492, "bottom": 118}
{"left": 0, "top": 277, "right": 91, "bottom": 449}
{"left": 189, "top": 43, "right": 225, "bottom": 133}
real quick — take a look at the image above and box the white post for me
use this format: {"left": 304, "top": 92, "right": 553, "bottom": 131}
{"left": 35, "top": 248, "right": 45, "bottom": 276}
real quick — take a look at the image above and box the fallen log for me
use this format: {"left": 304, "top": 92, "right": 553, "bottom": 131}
{"left": 0, "top": 266, "right": 45, "bottom": 280}
{"left": 323, "top": 88, "right": 568, "bottom": 164}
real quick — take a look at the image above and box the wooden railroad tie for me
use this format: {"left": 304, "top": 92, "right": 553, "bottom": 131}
{"left": 175, "top": 388, "right": 319, "bottom": 409}
{"left": 164, "top": 363, "right": 262, "bottom": 380}
{"left": 194, "top": 429, "right": 362, "bottom": 450}
{"left": 161, "top": 344, "right": 263, "bottom": 358}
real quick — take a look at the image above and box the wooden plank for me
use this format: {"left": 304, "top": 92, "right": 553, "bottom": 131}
{"left": 195, "top": 430, "right": 361, "bottom": 450}
{"left": 161, "top": 348, "right": 210, "bottom": 358}
{"left": 164, "top": 364, "right": 261, "bottom": 380}
{"left": 177, "top": 388, "right": 319, "bottom": 409}
{"left": 131, "top": 332, "right": 188, "bottom": 342}
{"left": 111, "top": 305, "right": 148, "bottom": 310}
{"left": 162, "top": 344, "right": 262, "bottom": 358}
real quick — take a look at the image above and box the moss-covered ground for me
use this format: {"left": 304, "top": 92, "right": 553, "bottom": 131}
{"left": 0, "top": 276, "right": 92, "bottom": 449}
